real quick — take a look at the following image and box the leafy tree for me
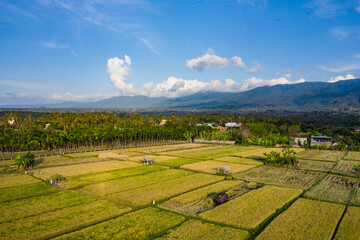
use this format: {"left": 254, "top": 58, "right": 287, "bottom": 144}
{"left": 263, "top": 151, "right": 281, "bottom": 165}
{"left": 13, "top": 152, "right": 35, "bottom": 170}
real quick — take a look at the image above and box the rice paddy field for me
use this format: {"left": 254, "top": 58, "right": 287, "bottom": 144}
{"left": 0, "top": 143, "right": 359, "bottom": 239}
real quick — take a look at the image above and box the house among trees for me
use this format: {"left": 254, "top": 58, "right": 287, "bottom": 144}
{"left": 141, "top": 157, "right": 154, "bottom": 165}
{"left": 311, "top": 135, "right": 332, "bottom": 147}
{"left": 289, "top": 134, "right": 308, "bottom": 145}
{"left": 225, "top": 122, "right": 242, "bottom": 130}
{"left": 159, "top": 119, "right": 167, "bottom": 126}
{"left": 355, "top": 128, "right": 360, "bottom": 134}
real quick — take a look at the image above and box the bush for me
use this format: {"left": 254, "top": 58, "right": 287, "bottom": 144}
{"left": 13, "top": 152, "right": 35, "bottom": 170}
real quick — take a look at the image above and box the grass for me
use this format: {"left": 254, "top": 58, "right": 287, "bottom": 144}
{"left": 334, "top": 206, "right": 360, "bottom": 240}
{"left": 160, "top": 219, "right": 249, "bottom": 240}
{"left": 108, "top": 173, "right": 224, "bottom": 206}
{"left": 160, "top": 145, "right": 247, "bottom": 159}
{"left": 297, "top": 159, "right": 336, "bottom": 172}
{"left": 296, "top": 150, "right": 346, "bottom": 161}
{"left": 0, "top": 182, "right": 59, "bottom": 202}
{"left": 54, "top": 207, "right": 185, "bottom": 240}
{"left": 0, "top": 190, "right": 95, "bottom": 223}
{"left": 256, "top": 198, "right": 345, "bottom": 240}
{"left": 0, "top": 174, "right": 40, "bottom": 188}
{"left": 199, "top": 185, "right": 303, "bottom": 229}
{"left": 332, "top": 160, "right": 359, "bottom": 176}
{"left": 0, "top": 160, "right": 11, "bottom": 167}
{"left": 180, "top": 160, "right": 255, "bottom": 174}
{"left": 170, "top": 180, "right": 243, "bottom": 204}
{"left": 0, "top": 200, "right": 131, "bottom": 240}
{"left": 83, "top": 169, "right": 194, "bottom": 196}
{"left": 304, "top": 174, "right": 357, "bottom": 204}
{"left": 60, "top": 165, "right": 167, "bottom": 189}
{"left": 34, "top": 156, "right": 112, "bottom": 168}
{"left": 128, "top": 155, "right": 179, "bottom": 162}
{"left": 214, "top": 156, "right": 264, "bottom": 165}
{"left": 32, "top": 160, "right": 140, "bottom": 179}
{"left": 343, "top": 151, "right": 360, "bottom": 161}
{"left": 351, "top": 182, "right": 360, "bottom": 205}
{"left": 232, "top": 148, "right": 304, "bottom": 159}
{"left": 131, "top": 143, "right": 209, "bottom": 153}
{"left": 154, "top": 158, "right": 201, "bottom": 168}
{"left": 159, "top": 182, "right": 261, "bottom": 216}
{"left": 235, "top": 166, "right": 323, "bottom": 189}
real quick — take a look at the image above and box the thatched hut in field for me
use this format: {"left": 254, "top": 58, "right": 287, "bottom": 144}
{"left": 141, "top": 157, "right": 154, "bottom": 165}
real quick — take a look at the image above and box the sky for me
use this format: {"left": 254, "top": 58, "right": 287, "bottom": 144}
{"left": 0, "top": 0, "right": 360, "bottom": 105}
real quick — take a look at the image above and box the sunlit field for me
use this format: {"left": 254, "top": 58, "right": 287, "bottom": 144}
{"left": 0, "top": 143, "right": 359, "bottom": 239}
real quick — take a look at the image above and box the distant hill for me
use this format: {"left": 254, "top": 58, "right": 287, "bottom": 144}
{"left": 168, "top": 79, "right": 360, "bottom": 110}
{"left": 2, "top": 79, "right": 360, "bottom": 111}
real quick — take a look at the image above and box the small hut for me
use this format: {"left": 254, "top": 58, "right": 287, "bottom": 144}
{"left": 141, "top": 157, "right": 154, "bottom": 165}
{"left": 217, "top": 166, "right": 231, "bottom": 174}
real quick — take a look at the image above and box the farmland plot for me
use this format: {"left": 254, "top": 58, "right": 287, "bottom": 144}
{"left": 160, "top": 219, "right": 249, "bottom": 240}
{"left": 155, "top": 158, "right": 201, "bottom": 168}
{"left": 55, "top": 208, "right": 185, "bottom": 240}
{"left": 297, "top": 159, "right": 335, "bottom": 172}
{"left": 34, "top": 156, "right": 112, "bottom": 168}
{"left": 334, "top": 206, "right": 360, "bottom": 240}
{"left": 304, "top": 174, "right": 357, "bottom": 204}
{"left": 351, "top": 182, "right": 360, "bottom": 205}
{"left": 256, "top": 198, "right": 345, "bottom": 240}
{"left": 128, "top": 154, "right": 178, "bottom": 162}
{"left": 343, "top": 151, "right": 360, "bottom": 161}
{"left": 181, "top": 160, "right": 255, "bottom": 174}
{"left": 160, "top": 145, "right": 246, "bottom": 159}
{"left": 235, "top": 167, "right": 323, "bottom": 189}
{"left": 0, "top": 190, "right": 95, "bottom": 223}
{"left": 296, "top": 150, "right": 345, "bottom": 161}
{"left": 0, "top": 200, "right": 131, "bottom": 240}
{"left": 32, "top": 160, "right": 140, "bottom": 179}
{"left": 108, "top": 173, "right": 223, "bottom": 206}
{"left": 215, "top": 156, "right": 264, "bottom": 165}
{"left": 60, "top": 165, "right": 167, "bottom": 189}
{"left": 0, "top": 160, "right": 11, "bottom": 167}
{"left": 0, "top": 182, "right": 59, "bottom": 203}
{"left": 84, "top": 169, "right": 194, "bottom": 196}
{"left": 232, "top": 148, "right": 304, "bottom": 159}
{"left": 0, "top": 174, "right": 40, "bottom": 189}
{"left": 332, "top": 160, "right": 359, "bottom": 176}
{"left": 159, "top": 182, "right": 261, "bottom": 216}
{"left": 199, "top": 185, "right": 302, "bottom": 229}
{"left": 130, "top": 143, "right": 209, "bottom": 153}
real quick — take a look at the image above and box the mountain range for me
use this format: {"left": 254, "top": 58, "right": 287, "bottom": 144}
{"left": 3, "top": 79, "right": 360, "bottom": 111}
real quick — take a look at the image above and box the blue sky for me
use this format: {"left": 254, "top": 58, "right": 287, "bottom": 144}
{"left": 0, "top": 0, "right": 360, "bottom": 105}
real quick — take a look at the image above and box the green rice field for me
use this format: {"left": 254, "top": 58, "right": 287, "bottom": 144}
{"left": 1, "top": 143, "right": 359, "bottom": 239}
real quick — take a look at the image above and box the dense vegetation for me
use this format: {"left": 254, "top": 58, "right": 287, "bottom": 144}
{"left": 0, "top": 111, "right": 359, "bottom": 154}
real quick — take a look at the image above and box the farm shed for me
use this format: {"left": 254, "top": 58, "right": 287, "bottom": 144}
{"left": 141, "top": 157, "right": 154, "bottom": 165}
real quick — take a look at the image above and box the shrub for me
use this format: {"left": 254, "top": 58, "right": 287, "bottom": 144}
{"left": 13, "top": 152, "right": 35, "bottom": 170}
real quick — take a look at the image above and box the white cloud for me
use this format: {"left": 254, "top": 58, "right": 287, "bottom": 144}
{"left": 140, "top": 76, "right": 208, "bottom": 98}
{"left": 354, "top": 54, "right": 360, "bottom": 58}
{"left": 107, "top": 55, "right": 135, "bottom": 95}
{"left": 319, "top": 63, "right": 360, "bottom": 72}
{"left": 231, "top": 56, "right": 247, "bottom": 69}
{"left": 276, "top": 69, "right": 292, "bottom": 78}
{"left": 331, "top": 27, "right": 350, "bottom": 40}
{"left": 247, "top": 61, "right": 261, "bottom": 73}
{"left": 186, "top": 53, "right": 229, "bottom": 72}
{"left": 41, "top": 41, "right": 68, "bottom": 49}
{"left": 328, "top": 74, "right": 356, "bottom": 83}
{"left": 106, "top": 55, "right": 303, "bottom": 98}
{"left": 0, "top": 79, "right": 52, "bottom": 89}
{"left": 49, "top": 92, "right": 120, "bottom": 102}
{"left": 186, "top": 51, "right": 260, "bottom": 72}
